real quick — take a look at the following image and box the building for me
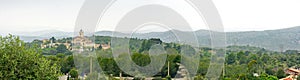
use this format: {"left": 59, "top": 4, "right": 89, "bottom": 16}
{"left": 73, "top": 29, "right": 93, "bottom": 47}
{"left": 101, "top": 42, "right": 110, "bottom": 50}
{"left": 280, "top": 68, "right": 300, "bottom": 80}
{"left": 40, "top": 38, "right": 72, "bottom": 50}
{"left": 72, "top": 29, "right": 104, "bottom": 51}
{"left": 40, "top": 29, "right": 110, "bottom": 51}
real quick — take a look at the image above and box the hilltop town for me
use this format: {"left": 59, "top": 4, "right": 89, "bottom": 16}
{"left": 30, "top": 29, "right": 110, "bottom": 55}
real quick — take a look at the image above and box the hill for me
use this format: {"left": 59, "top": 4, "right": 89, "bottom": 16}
{"left": 14, "top": 26, "right": 300, "bottom": 51}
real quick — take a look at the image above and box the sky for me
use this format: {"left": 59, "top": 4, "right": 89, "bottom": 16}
{"left": 1, "top": 0, "right": 300, "bottom": 35}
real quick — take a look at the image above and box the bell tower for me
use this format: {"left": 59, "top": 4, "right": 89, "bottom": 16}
{"left": 79, "top": 29, "right": 84, "bottom": 37}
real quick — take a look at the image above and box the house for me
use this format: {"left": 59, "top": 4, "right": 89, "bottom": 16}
{"left": 280, "top": 68, "right": 300, "bottom": 80}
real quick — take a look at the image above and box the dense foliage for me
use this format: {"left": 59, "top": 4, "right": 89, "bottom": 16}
{"left": 0, "top": 35, "right": 61, "bottom": 79}
{"left": 8, "top": 35, "right": 300, "bottom": 79}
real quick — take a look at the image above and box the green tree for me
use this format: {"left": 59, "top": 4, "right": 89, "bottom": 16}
{"left": 226, "top": 53, "right": 236, "bottom": 64}
{"left": 0, "top": 35, "right": 61, "bottom": 79}
{"left": 69, "top": 68, "right": 78, "bottom": 78}
{"left": 236, "top": 51, "right": 244, "bottom": 60}
{"left": 160, "top": 54, "right": 180, "bottom": 77}
{"left": 98, "top": 57, "right": 121, "bottom": 76}
{"left": 131, "top": 53, "right": 151, "bottom": 66}
{"left": 30, "top": 39, "right": 43, "bottom": 47}
{"left": 259, "top": 73, "right": 278, "bottom": 80}
{"left": 247, "top": 60, "right": 257, "bottom": 73}
{"left": 60, "top": 55, "right": 75, "bottom": 74}
{"left": 42, "top": 48, "right": 57, "bottom": 55}
{"left": 237, "top": 51, "right": 247, "bottom": 64}
{"left": 139, "top": 40, "right": 148, "bottom": 53}
{"left": 56, "top": 53, "right": 66, "bottom": 58}
{"left": 98, "top": 45, "right": 102, "bottom": 50}
{"left": 56, "top": 44, "right": 68, "bottom": 53}
{"left": 276, "top": 68, "right": 286, "bottom": 78}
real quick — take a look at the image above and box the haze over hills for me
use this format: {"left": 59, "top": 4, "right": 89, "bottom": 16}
{"left": 12, "top": 26, "right": 300, "bottom": 51}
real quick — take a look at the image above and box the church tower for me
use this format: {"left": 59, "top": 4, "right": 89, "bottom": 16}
{"left": 79, "top": 29, "right": 84, "bottom": 37}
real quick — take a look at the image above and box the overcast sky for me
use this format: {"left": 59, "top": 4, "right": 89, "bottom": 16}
{"left": 1, "top": 0, "right": 300, "bottom": 34}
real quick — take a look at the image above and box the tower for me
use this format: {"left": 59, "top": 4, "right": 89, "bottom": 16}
{"left": 79, "top": 29, "right": 84, "bottom": 37}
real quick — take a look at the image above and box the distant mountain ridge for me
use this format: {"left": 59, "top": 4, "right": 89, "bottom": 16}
{"left": 15, "top": 26, "right": 300, "bottom": 51}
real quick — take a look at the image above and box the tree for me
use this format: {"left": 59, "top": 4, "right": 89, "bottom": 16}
{"left": 248, "top": 54, "right": 258, "bottom": 61}
{"left": 247, "top": 60, "right": 257, "bottom": 73}
{"left": 236, "top": 51, "right": 244, "bottom": 60}
{"left": 56, "top": 44, "right": 68, "bottom": 53}
{"left": 237, "top": 51, "right": 247, "bottom": 64}
{"left": 31, "top": 39, "right": 43, "bottom": 46}
{"left": 56, "top": 53, "right": 66, "bottom": 58}
{"left": 0, "top": 35, "right": 61, "bottom": 79}
{"left": 69, "top": 68, "right": 78, "bottom": 78}
{"left": 42, "top": 48, "right": 57, "bottom": 55}
{"left": 139, "top": 40, "right": 147, "bottom": 53}
{"left": 259, "top": 73, "right": 278, "bottom": 80}
{"left": 61, "top": 56, "right": 75, "bottom": 74}
{"left": 149, "top": 38, "right": 162, "bottom": 44}
{"left": 131, "top": 52, "right": 151, "bottom": 66}
{"left": 98, "top": 45, "right": 102, "bottom": 50}
{"left": 276, "top": 68, "right": 286, "bottom": 78}
{"left": 98, "top": 57, "right": 122, "bottom": 76}
{"left": 139, "top": 39, "right": 162, "bottom": 53}
{"left": 160, "top": 54, "right": 180, "bottom": 77}
{"left": 226, "top": 53, "right": 236, "bottom": 64}
{"left": 284, "top": 50, "right": 298, "bottom": 54}
{"left": 261, "top": 54, "right": 270, "bottom": 63}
